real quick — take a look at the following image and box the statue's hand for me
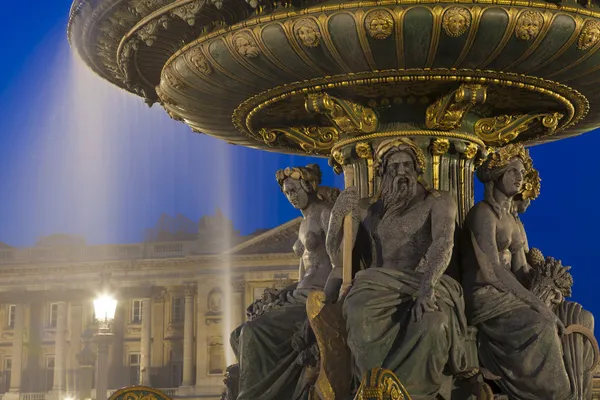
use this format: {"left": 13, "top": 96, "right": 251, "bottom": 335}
{"left": 412, "top": 289, "right": 439, "bottom": 322}
{"left": 331, "top": 186, "right": 359, "bottom": 220}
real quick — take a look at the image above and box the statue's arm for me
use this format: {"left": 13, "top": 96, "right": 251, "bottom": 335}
{"left": 417, "top": 193, "right": 457, "bottom": 294}
{"left": 323, "top": 186, "right": 364, "bottom": 302}
{"left": 298, "top": 258, "right": 306, "bottom": 282}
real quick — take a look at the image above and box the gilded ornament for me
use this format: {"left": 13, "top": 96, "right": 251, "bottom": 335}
{"left": 294, "top": 18, "right": 321, "bottom": 48}
{"left": 515, "top": 11, "right": 544, "bottom": 41}
{"left": 332, "top": 150, "right": 345, "bottom": 166}
{"left": 356, "top": 143, "right": 373, "bottom": 160}
{"left": 521, "top": 168, "right": 541, "bottom": 200}
{"left": 305, "top": 93, "right": 378, "bottom": 134}
{"left": 259, "top": 126, "right": 339, "bottom": 154}
{"left": 306, "top": 290, "right": 352, "bottom": 400}
{"left": 474, "top": 113, "right": 563, "bottom": 145}
{"left": 187, "top": 47, "right": 212, "bottom": 75}
{"left": 483, "top": 143, "right": 532, "bottom": 171}
{"left": 355, "top": 368, "right": 411, "bottom": 400}
{"left": 578, "top": 20, "right": 600, "bottom": 51}
{"left": 462, "top": 143, "right": 478, "bottom": 160}
{"left": 431, "top": 138, "right": 450, "bottom": 155}
{"left": 425, "top": 84, "right": 487, "bottom": 130}
{"left": 365, "top": 10, "right": 394, "bottom": 40}
{"left": 233, "top": 32, "right": 260, "bottom": 58}
{"left": 442, "top": 7, "right": 471, "bottom": 37}
{"left": 162, "top": 66, "right": 186, "bottom": 90}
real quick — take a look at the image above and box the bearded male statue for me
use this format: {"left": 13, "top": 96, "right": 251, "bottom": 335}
{"left": 325, "top": 138, "right": 471, "bottom": 399}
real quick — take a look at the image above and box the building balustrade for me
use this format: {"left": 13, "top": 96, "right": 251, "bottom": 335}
{"left": 0, "top": 241, "right": 203, "bottom": 265}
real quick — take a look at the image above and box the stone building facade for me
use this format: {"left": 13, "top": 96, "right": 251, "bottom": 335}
{"left": 0, "top": 213, "right": 302, "bottom": 400}
{"left": 0, "top": 212, "right": 596, "bottom": 400}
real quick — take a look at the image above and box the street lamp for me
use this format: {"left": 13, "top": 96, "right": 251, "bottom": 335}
{"left": 93, "top": 295, "right": 117, "bottom": 400}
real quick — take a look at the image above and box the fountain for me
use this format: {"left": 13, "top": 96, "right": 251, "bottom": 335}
{"left": 68, "top": 0, "right": 600, "bottom": 398}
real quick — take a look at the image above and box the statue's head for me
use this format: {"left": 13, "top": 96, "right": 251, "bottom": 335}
{"left": 375, "top": 138, "right": 426, "bottom": 206}
{"left": 477, "top": 144, "right": 532, "bottom": 199}
{"left": 276, "top": 164, "right": 339, "bottom": 210}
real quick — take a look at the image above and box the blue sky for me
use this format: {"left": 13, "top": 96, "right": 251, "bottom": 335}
{"left": 1, "top": 2, "right": 599, "bottom": 315}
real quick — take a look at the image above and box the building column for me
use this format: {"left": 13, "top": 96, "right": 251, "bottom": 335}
{"left": 140, "top": 298, "right": 152, "bottom": 386}
{"left": 52, "top": 302, "right": 68, "bottom": 395}
{"left": 5, "top": 304, "right": 24, "bottom": 400}
{"left": 231, "top": 280, "right": 245, "bottom": 331}
{"left": 181, "top": 284, "right": 196, "bottom": 387}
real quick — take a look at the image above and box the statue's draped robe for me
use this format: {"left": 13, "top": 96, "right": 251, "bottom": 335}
{"left": 462, "top": 223, "right": 586, "bottom": 400}
{"left": 343, "top": 268, "right": 470, "bottom": 399}
{"left": 230, "top": 289, "right": 310, "bottom": 400}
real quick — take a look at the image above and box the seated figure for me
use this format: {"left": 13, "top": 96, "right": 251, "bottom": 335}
{"left": 229, "top": 164, "right": 338, "bottom": 400}
{"left": 512, "top": 166, "right": 597, "bottom": 399}
{"left": 461, "top": 144, "right": 594, "bottom": 400}
{"left": 325, "top": 138, "right": 471, "bottom": 399}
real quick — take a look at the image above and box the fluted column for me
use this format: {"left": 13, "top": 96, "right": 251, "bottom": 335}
{"left": 52, "top": 302, "right": 67, "bottom": 393}
{"left": 231, "top": 280, "right": 245, "bottom": 330}
{"left": 181, "top": 284, "right": 196, "bottom": 387}
{"left": 140, "top": 298, "right": 152, "bottom": 386}
{"left": 8, "top": 304, "right": 24, "bottom": 395}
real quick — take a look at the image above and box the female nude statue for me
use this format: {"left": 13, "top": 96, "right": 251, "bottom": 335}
{"left": 511, "top": 166, "right": 597, "bottom": 399}
{"left": 229, "top": 163, "right": 338, "bottom": 400}
{"left": 462, "top": 144, "right": 579, "bottom": 400}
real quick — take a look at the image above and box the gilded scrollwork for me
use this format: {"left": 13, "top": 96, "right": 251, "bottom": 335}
{"left": 425, "top": 83, "right": 487, "bottom": 130}
{"left": 259, "top": 126, "right": 339, "bottom": 154}
{"left": 578, "top": 20, "right": 600, "bottom": 50}
{"left": 233, "top": 31, "right": 260, "bottom": 58}
{"left": 355, "top": 368, "right": 411, "bottom": 400}
{"left": 305, "top": 93, "right": 378, "bottom": 134}
{"left": 474, "top": 112, "right": 563, "bottom": 145}
{"left": 442, "top": 7, "right": 471, "bottom": 37}
{"left": 515, "top": 11, "right": 544, "bottom": 41}
{"left": 294, "top": 18, "right": 321, "bottom": 48}
{"left": 187, "top": 47, "right": 212, "bottom": 75}
{"left": 431, "top": 138, "right": 450, "bottom": 190}
{"left": 365, "top": 10, "right": 394, "bottom": 40}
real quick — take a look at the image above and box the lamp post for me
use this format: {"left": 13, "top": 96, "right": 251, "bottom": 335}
{"left": 93, "top": 295, "right": 117, "bottom": 400}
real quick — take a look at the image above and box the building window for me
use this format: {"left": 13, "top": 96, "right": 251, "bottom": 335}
{"left": 128, "top": 353, "right": 141, "bottom": 385}
{"left": 7, "top": 305, "right": 15, "bottom": 329}
{"left": 3, "top": 358, "right": 11, "bottom": 371}
{"left": 45, "top": 356, "right": 55, "bottom": 391}
{"left": 171, "top": 297, "right": 183, "bottom": 323}
{"left": 49, "top": 303, "right": 58, "bottom": 328}
{"left": 131, "top": 300, "right": 143, "bottom": 324}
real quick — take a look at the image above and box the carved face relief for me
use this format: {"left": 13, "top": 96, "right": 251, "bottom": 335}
{"left": 578, "top": 21, "right": 600, "bottom": 51}
{"left": 366, "top": 11, "right": 394, "bottom": 40}
{"left": 294, "top": 19, "right": 321, "bottom": 47}
{"left": 498, "top": 158, "right": 525, "bottom": 197}
{"left": 188, "top": 47, "right": 212, "bottom": 75}
{"left": 282, "top": 178, "right": 309, "bottom": 210}
{"left": 208, "top": 289, "right": 223, "bottom": 313}
{"left": 442, "top": 7, "right": 471, "bottom": 37}
{"left": 515, "top": 11, "right": 543, "bottom": 41}
{"left": 233, "top": 32, "right": 260, "bottom": 58}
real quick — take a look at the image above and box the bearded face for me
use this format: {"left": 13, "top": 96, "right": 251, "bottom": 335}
{"left": 380, "top": 150, "right": 419, "bottom": 212}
